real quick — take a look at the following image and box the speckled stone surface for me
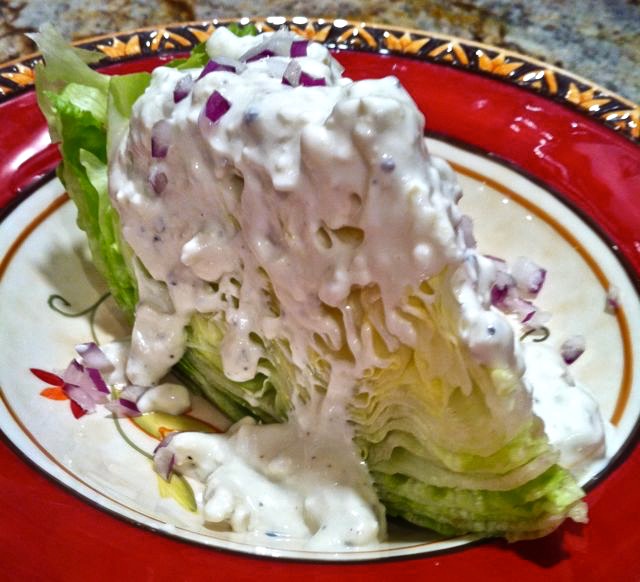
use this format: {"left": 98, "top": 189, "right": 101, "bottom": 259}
{"left": 1, "top": 0, "right": 638, "bottom": 103}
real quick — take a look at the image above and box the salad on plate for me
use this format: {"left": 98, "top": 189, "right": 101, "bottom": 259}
{"left": 29, "top": 22, "right": 611, "bottom": 550}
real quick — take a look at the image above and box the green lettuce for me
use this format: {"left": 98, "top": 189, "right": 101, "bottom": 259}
{"left": 33, "top": 24, "right": 586, "bottom": 542}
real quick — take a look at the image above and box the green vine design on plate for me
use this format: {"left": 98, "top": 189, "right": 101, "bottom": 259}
{"left": 520, "top": 326, "right": 550, "bottom": 342}
{"left": 48, "top": 292, "right": 111, "bottom": 344}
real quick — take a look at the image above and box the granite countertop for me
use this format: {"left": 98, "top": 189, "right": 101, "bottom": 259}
{"left": 0, "top": 1, "right": 638, "bottom": 104}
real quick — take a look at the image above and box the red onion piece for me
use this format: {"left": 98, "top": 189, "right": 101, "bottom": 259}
{"left": 151, "top": 120, "right": 171, "bottom": 158}
{"left": 240, "top": 31, "right": 294, "bottom": 62}
{"left": 523, "top": 307, "right": 551, "bottom": 329}
{"left": 245, "top": 49, "right": 275, "bottom": 63}
{"left": 217, "top": 56, "right": 246, "bottom": 73}
{"left": 75, "top": 342, "right": 112, "bottom": 371}
{"left": 197, "top": 58, "right": 240, "bottom": 81}
{"left": 484, "top": 254, "right": 550, "bottom": 328}
{"left": 62, "top": 359, "right": 90, "bottom": 388}
{"left": 104, "top": 398, "right": 140, "bottom": 418}
{"left": 61, "top": 360, "right": 109, "bottom": 413}
{"left": 173, "top": 74, "right": 194, "bottom": 103}
{"left": 290, "top": 40, "right": 309, "bottom": 57}
{"left": 282, "top": 59, "right": 302, "bottom": 86}
{"left": 64, "top": 383, "right": 102, "bottom": 413}
{"left": 149, "top": 169, "right": 168, "bottom": 195}
{"left": 153, "top": 432, "right": 178, "bottom": 481}
{"left": 512, "top": 257, "right": 547, "bottom": 296}
{"left": 299, "top": 72, "right": 326, "bottom": 86}
{"left": 120, "top": 384, "right": 148, "bottom": 402}
{"left": 606, "top": 285, "right": 620, "bottom": 313}
{"left": 490, "top": 270, "right": 516, "bottom": 308}
{"left": 87, "top": 367, "right": 109, "bottom": 394}
{"left": 560, "top": 335, "right": 586, "bottom": 365}
{"left": 203, "top": 91, "right": 231, "bottom": 124}
{"left": 490, "top": 284, "right": 508, "bottom": 306}
{"left": 503, "top": 296, "right": 537, "bottom": 323}
{"left": 104, "top": 384, "right": 147, "bottom": 418}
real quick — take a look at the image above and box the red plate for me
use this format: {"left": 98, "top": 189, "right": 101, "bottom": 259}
{"left": 0, "top": 18, "right": 639, "bottom": 581}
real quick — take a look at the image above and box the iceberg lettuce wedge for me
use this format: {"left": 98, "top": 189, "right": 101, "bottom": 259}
{"left": 33, "top": 25, "right": 587, "bottom": 543}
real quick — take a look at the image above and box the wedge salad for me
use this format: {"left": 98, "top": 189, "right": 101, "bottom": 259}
{"left": 32, "top": 23, "right": 609, "bottom": 549}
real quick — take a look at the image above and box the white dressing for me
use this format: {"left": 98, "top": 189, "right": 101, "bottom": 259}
{"left": 137, "top": 383, "right": 191, "bottom": 415}
{"left": 107, "top": 29, "right": 608, "bottom": 549}
{"left": 524, "top": 343, "right": 607, "bottom": 475}
{"left": 169, "top": 418, "right": 381, "bottom": 548}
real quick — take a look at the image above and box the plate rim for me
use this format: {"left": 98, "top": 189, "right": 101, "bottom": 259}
{"left": 0, "top": 16, "right": 638, "bottom": 143}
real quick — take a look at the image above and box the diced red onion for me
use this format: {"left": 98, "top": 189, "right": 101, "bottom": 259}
{"left": 512, "top": 257, "right": 546, "bottom": 296}
{"left": 62, "top": 384, "right": 94, "bottom": 412}
{"left": 104, "top": 398, "right": 140, "bottom": 418}
{"left": 197, "top": 58, "right": 242, "bottom": 81}
{"left": 282, "top": 59, "right": 302, "bottom": 86}
{"left": 103, "top": 384, "right": 147, "bottom": 418}
{"left": 151, "top": 120, "right": 171, "bottom": 159}
{"left": 299, "top": 72, "right": 326, "bottom": 87}
{"left": 240, "top": 31, "right": 294, "bottom": 62}
{"left": 490, "top": 270, "right": 515, "bottom": 307}
{"left": 560, "top": 335, "right": 586, "bottom": 365}
{"left": 62, "top": 360, "right": 91, "bottom": 389}
{"left": 490, "top": 284, "right": 508, "bottom": 306}
{"left": 86, "top": 367, "right": 109, "bottom": 394}
{"left": 75, "top": 342, "right": 112, "bottom": 371}
{"left": 503, "top": 296, "right": 537, "bottom": 324}
{"left": 64, "top": 382, "right": 106, "bottom": 413}
{"left": 245, "top": 49, "right": 275, "bottom": 63}
{"left": 484, "top": 254, "right": 551, "bottom": 328}
{"left": 173, "top": 74, "right": 194, "bottom": 103}
{"left": 290, "top": 40, "right": 309, "bottom": 57}
{"left": 267, "top": 32, "right": 296, "bottom": 56}
{"left": 523, "top": 307, "right": 551, "bottom": 329}
{"left": 218, "top": 56, "right": 246, "bottom": 73}
{"left": 203, "top": 91, "right": 231, "bottom": 124}
{"left": 282, "top": 62, "right": 326, "bottom": 87}
{"left": 153, "top": 432, "right": 178, "bottom": 481}
{"left": 61, "top": 360, "right": 109, "bottom": 413}
{"left": 149, "top": 169, "right": 168, "bottom": 194}
{"left": 120, "top": 384, "right": 148, "bottom": 402}
{"left": 606, "top": 285, "right": 620, "bottom": 313}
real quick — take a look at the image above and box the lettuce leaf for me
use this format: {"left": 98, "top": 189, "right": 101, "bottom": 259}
{"left": 164, "top": 41, "right": 209, "bottom": 71}
{"left": 34, "top": 31, "right": 144, "bottom": 315}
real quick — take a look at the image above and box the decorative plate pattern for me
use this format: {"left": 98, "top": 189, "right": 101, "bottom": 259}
{"left": 0, "top": 17, "right": 638, "bottom": 142}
